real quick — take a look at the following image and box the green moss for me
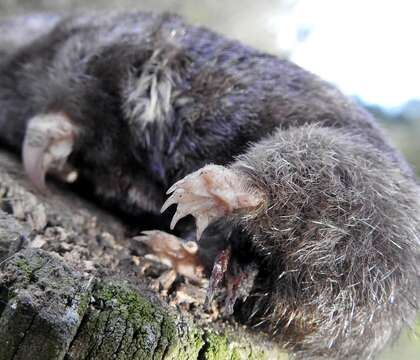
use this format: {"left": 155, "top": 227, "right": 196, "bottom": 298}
{"left": 157, "top": 313, "right": 177, "bottom": 358}
{"left": 165, "top": 326, "right": 205, "bottom": 360}
{"left": 200, "top": 331, "right": 271, "bottom": 360}
{"left": 231, "top": 347, "right": 251, "bottom": 360}
{"left": 197, "top": 330, "right": 289, "bottom": 360}
{"left": 96, "top": 284, "right": 160, "bottom": 323}
{"left": 15, "top": 257, "right": 32, "bottom": 276}
{"left": 13, "top": 252, "right": 46, "bottom": 283}
{"left": 76, "top": 286, "right": 92, "bottom": 318}
{"left": 191, "top": 329, "right": 206, "bottom": 356}
{"left": 9, "top": 255, "right": 288, "bottom": 360}
{"left": 202, "top": 332, "right": 229, "bottom": 360}
{"left": 69, "top": 281, "right": 288, "bottom": 360}
{"left": 93, "top": 283, "right": 177, "bottom": 359}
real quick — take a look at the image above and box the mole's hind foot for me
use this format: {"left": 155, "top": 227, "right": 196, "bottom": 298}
{"left": 136, "top": 231, "right": 257, "bottom": 315}
{"left": 134, "top": 230, "right": 204, "bottom": 284}
{"left": 161, "top": 165, "right": 264, "bottom": 240}
{"left": 23, "top": 112, "right": 78, "bottom": 192}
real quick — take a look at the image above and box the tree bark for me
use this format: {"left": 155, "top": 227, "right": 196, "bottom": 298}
{"left": 0, "top": 151, "right": 287, "bottom": 360}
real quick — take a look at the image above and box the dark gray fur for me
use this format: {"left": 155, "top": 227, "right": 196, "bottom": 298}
{"left": 0, "top": 12, "right": 419, "bottom": 359}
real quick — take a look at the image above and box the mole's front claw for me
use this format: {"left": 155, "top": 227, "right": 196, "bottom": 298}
{"left": 23, "top": 112, "right": 77, "bottom": 192}
{"left": 161, "top": 165, "right": 264, "bottom": 240}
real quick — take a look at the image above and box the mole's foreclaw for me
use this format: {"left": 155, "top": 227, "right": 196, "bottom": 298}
{"left": 22, "top": 113, "right": 76, "bottom": 192}
{"left": 166, "top": 179, "right": 185, "bottom": 194}
{"left": 23, "top": 140, "right": 48, "bottom": 193}
{"left": 196, "top": 215, "right": 210, "bottom": 241}
{"left": 141, "top": 230, "right": 159, "bottom": 236}
{"left": 133, "top": 230, "right": 163, "bottom": 246}
{"left": 170, "top": 208, "right": 189, "bottom": 229}
{"left": 133, "top": 234, "right": 151, "bottom": 243}
{"left": 132, "top": 236, "right": 148, "bottom": 244}
{"left": 161, "top": 192, "right": 178, "bottom": 213}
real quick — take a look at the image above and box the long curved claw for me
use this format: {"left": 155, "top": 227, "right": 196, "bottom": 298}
{"left": 23, "top": 137, "right": 48, "bottom": 193}
{"left": 23, "top": 113, "right": 77, "bottom": 193}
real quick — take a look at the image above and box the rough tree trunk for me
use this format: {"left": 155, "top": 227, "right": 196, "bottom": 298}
{"left": 0, "top": 150, "right": 287, "bottom": 360}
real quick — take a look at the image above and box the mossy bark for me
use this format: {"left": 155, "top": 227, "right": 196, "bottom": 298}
{"left": 0, "top": 151, "right": 287, "bottom": 360}
{"left": 0, "top": 249, "right": 286, "bottom": 360}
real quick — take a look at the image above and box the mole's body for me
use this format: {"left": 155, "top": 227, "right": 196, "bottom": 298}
{"left": 0, "top": 12, "right": 419, "bottom": 359}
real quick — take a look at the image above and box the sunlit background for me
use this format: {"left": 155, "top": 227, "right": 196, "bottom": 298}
{"left": 0, "top": 0, "right": 419, "bottom": 358}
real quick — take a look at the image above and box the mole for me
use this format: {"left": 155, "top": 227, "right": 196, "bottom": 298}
{"left": 0, "top": 12, "right": 419, "bottom": 359}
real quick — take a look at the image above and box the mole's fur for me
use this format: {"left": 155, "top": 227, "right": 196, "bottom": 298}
{"left": 0, "top": 12, "right": 419, "bottom": 359}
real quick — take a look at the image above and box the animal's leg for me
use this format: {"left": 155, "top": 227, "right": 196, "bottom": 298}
{"left": 159, "top": 164, "right": 265, "bottom": 311}
{"left": 136, "top": 227, "right": 259, "bottom": 313}
{"left": 162, "top": 125, "right": 420, "bottom": 358}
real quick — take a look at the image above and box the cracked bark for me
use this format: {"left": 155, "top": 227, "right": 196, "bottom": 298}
{"left": 0, "top": 150, "right": 287, "bottom": 360}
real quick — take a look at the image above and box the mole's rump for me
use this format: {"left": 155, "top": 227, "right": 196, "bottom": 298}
{"left": 0, "top": 12, "right": 419, "bottom": 359}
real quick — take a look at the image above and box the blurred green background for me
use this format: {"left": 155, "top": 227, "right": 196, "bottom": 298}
{"left": 0, "top": 0, "right": 419, "bottom": 358}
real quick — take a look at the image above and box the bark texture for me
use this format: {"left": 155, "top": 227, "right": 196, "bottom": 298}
{"left": 0, "top": 151, "right": 287, "bottom": 360}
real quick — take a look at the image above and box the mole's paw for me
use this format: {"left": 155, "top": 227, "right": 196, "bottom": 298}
{"left": 23, "top": 113, "right": 78, "bottom": 192}
{"left": 161, "top": 165, "right": 264, "bottom": 240}
{"left": 134, "top": 230, "right": 204, "bottom": 284}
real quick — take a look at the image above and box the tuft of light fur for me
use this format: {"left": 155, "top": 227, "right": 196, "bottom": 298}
{"left": 124, "top": 48, "right": 175, "bottom": 127}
